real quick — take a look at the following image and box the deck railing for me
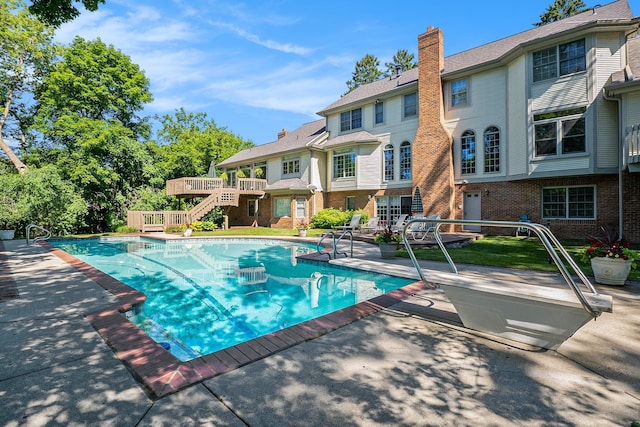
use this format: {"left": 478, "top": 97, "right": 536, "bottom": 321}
{"left": 127, "top": 210, "right": 190, "bottom": 232}
{"left": 166, "top": 177, "right": 266, "bottom": 195}
{"left": 627, "top": 124, "right": 640, "bottom": 164}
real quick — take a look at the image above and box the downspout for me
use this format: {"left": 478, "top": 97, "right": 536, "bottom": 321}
{"left": 602, "top": 88, "right": 623, "bottom": 238}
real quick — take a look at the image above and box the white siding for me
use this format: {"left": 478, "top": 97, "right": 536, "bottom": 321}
{"left": 530, "top": 156, "right": 590, "bottom": 173}
{"left": 531, "top": 75, "right": 588, "bottom": 111}
{"left": 507, "top": 56, "right": 528, "bottom": 176}
{"left": 595, "top": 33, "right": 624, "bottom": 169}
{"left": 626, "top": 93, "right": 640, "bottom": 125}
{"left": 445, "top": 68, "right": 508, "bottom": 180}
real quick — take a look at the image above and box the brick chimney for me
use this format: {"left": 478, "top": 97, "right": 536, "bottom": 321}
{"left": 413, "top": 27, "right": 455, "bottom": 220}
{"left": 277, "top": 128, "right": 288, "bottom": 139}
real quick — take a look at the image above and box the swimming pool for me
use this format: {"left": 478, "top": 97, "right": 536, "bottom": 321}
{"left": 52, "top": 237, "right": 412, "bottom": 361}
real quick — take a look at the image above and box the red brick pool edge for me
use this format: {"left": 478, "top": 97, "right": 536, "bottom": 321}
{"left": 42, "top": 241, "right": 426, "bottom": 399}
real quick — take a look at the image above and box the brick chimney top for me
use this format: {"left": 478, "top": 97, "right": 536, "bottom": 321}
{"left": 277, "top": 128, "right": 288, "bottom": 139}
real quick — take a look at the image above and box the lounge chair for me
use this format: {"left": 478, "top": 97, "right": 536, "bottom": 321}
{"left": 390, "top": 214, "right": 408, "bottom": 232}
{"left": 408, "top": 214, "right": 440, "bottom": 241}
{"left": 335, "top": 214, "right": 362, "bottom": 232}
{"left": 360, "top": 217, "right": 379, "bottom": 233}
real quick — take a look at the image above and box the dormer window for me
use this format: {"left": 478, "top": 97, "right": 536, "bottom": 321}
{"left": 340, "top": 108, "right": 362, "bottom": 132}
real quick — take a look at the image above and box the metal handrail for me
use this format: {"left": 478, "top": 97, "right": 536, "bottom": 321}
{"left": 334, "top": 229, "right": 354, "bottom": 258}
{"left": 26, "top": 224, "right": 51, "bottom": 245}
{"left": 317, "top": 231, "right": 336, "bottom": 259}
{"left": 316, "top": 229, "right": 354, "bottom": 259}
{"left": 401, "top": 218, "right": 602, "bottom": 318}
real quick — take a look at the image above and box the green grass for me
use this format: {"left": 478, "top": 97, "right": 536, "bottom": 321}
{"left": 397, "top": 236, "right": 640, "bottom": 282}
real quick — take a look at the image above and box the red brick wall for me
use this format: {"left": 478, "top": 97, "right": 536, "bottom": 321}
{"left": 414, "top": 27, "right": 456, "bottom": 229}
{"left": 458, "top": 175, "right": 628, "bottom": 240}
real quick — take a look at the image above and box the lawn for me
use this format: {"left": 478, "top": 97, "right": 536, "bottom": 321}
{"left": 397, "top": 235, "right": 640, "bottom": 282}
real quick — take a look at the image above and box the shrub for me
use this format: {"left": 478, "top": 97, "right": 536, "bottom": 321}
{"left": 311, "top": 208, "right": 349, "bottom": 228}
{"left": 116, "top": 225, "right": 139, "bottom": 233}
{"left": 201, "top": 221, "right": 217, "bottom": 231}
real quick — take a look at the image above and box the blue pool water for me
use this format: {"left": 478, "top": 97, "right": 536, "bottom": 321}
{"left": 52, "top": 237, "right": 412, "bottom": 361}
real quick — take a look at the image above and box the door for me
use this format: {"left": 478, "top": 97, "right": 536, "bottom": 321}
{"left": 463, "top": 191, "right": 481, "bottom": 232}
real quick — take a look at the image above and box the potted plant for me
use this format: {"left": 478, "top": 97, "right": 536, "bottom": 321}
{"left": 0, "top": 196, "right": 20, "bottom": 240}
{"left": 183, "top": 223, "right": 193, "bottom": 237}
{"left": 581, "top": 227, "right": 638, "bottom": 285}
{"left": 297, "top": 220, "right": 310, "bottom": 237}
{"left": 374, "top": 225, "right": 403, "bottom": 258}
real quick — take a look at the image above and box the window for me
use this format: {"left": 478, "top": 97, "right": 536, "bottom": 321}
{"left": 542, "top": 186, "right": 595, "bottom": 219}
{"left": 375, "top": 195, "right": 412, "bottom": 223}
{"left": 533, "top": 39, "right": 585, "bottom": 82}
{"left": 340, "top": 108, "right": 362, "bottom": 132}
{"left": 296, "top": 197, "right": 306, "bottom": 218}
{"left": 332, "top": 148, "right": 356, "bottom": 178}
{"left": 282, "top": 157, "right": 300, "bottom": 176}
{"left": 248, "top": 199, "right": 259, "bottom": 217}
{"left": 375, "top": 101, "right": 384, "bottom": 124}
{"left": 403, "top": 92, "right": 417, "bottom": 118}
{"left": 346, "top": 196, "right": 356, "bottom": 211}
{"left": 274, "top": 197, "right": 291, "bottom": 218}
{"left": 461, "top": 130, "right": 476, "bottom": 175}
{"left": 534, "top": 107, "right": 586, "bottom": 156}
{"left": 253, "top": 162, "right": 266, "bottom": 179}
{"left": 383, "top": 144, "right": 394, "bottom": 181}
{"left": 399, "top": 141, "right": 411, "bottom": 180}
{"left": 451, "top": 79, "right": 468, "bottom": 106}
{"left": 483, "top": 126, "right": 500, "bottom": 173}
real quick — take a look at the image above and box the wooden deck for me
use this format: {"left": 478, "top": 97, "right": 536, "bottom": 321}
{"left": 128, "top": 177, "right": 267, "bottom": 232}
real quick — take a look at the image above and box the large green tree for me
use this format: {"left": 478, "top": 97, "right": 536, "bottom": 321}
{"left": 344, "top": 54, "right": 383, "bottom": 94}
{"left": 536, "top": 0, "right": 588, "bottom": 25}
{"left": 384, "top": 49, "right": 417, "bottom": 77}
{"left": 29, "top": 0, "right": 105, "bottom": 27}
{"left": 154, "top": 108, "right": 254, "bottom": 181}
{"left": 33, "top": 36, "right": 153, "bottom": 232}
{"left": 0, "top": 0, "right": 56, "bottom": 173}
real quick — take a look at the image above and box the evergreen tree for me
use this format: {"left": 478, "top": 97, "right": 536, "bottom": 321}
{"left": 344, "top": 54, "right": 383, "bottom": 94}
{"left": 384, "top": 49, "right": 417, "bottom": 77}
{"left": 536, "top": 0, "right": 588, "bottom": 26}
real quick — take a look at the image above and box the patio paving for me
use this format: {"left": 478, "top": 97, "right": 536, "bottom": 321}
{"left": 0, "top": 237, "right": 638, "bottom": 426}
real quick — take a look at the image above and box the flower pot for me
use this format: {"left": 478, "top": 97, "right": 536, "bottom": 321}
{"left": 378, "top": 242, "right": 398, "bottom": 259}
{"left": 590, "top": 257, "right": 632, "bottom": 286}
{"left": 183, "top": 228, "right": 192, "bottom": 237}
{"left": 298, "top": 229, "right": 307, "bottom": 237}
{"left": 0, "top": 230, "right": 15, "bottom": 240}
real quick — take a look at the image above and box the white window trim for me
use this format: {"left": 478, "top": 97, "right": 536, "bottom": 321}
{"left": 541, "top": 185, "right": 596, "bottom": 220}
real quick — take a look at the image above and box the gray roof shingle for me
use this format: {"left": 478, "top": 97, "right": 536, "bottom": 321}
{"left": 218, "top": 119, "right": 326, "bottom": 166}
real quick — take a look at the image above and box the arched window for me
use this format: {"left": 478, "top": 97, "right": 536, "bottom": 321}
{"left": 383, "top": 144, "right": 394, "bottom": 181}
{"left": 483, "top": 126, "right": 500, "bottom": 173}
{"left": 399, "top": 141, "right": 411, "bottom": 180}
{"left": 461, "top": 130, "right": 476, "bottom": 175}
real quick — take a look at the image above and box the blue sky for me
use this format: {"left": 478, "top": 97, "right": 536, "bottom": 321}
{"left": 55, "top": 0, "right": 640, "bottom": 145}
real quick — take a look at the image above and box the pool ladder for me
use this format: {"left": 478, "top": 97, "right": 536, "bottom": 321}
{"left": 316, "top": 230, "right": 354, "bottom": 259}
{"left": 26, "top": 224, "right": 51, "bottom": 245}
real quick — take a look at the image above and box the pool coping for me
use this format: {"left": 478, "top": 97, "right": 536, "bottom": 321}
{"left": 42, "top": 239, "right": 426, "bottom": 399}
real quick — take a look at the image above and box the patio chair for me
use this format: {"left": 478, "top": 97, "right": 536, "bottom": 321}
{"left": 360, "top": 217, "right": 379, "bottom": 233}
{"left": 390, "top": 214, "right": 408, "bottom": 232}
{"left": 408, "top": 214, "right": 440, "bottom": 241}
{"left": 515, "top": 214, "right": 531, "bottom": 238}
{"left": 335, "top": 214, "right": 362, "bottom": 232}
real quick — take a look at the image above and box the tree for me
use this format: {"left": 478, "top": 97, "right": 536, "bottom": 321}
{"left": 384, "top": 49, "right": 417, "bottom": 77}
{"left": 344, "top": 54, "right": 383, "bottom": 94}
{"left": 0, "top": 0, "right": 56, "bottom": 173}
{"left": 33, "top": 36, "right": 153, "bottom": 232}
{"left": 536, "top": 0, "right": 588, "bottom": 26}
{"left": 29, "top": 0, "right": 105, "bottom": 27}
{"left": 154, "top": 108, "right": 254, "bottom": 181}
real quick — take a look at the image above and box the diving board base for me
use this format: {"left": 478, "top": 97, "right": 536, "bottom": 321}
{"left": 425, "top": 271, "right": 613, "bottom": 350}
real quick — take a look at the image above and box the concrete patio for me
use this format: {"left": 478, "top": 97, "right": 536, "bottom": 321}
{"left": 0, "top": 237, "right": 638, "bottom": 426}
